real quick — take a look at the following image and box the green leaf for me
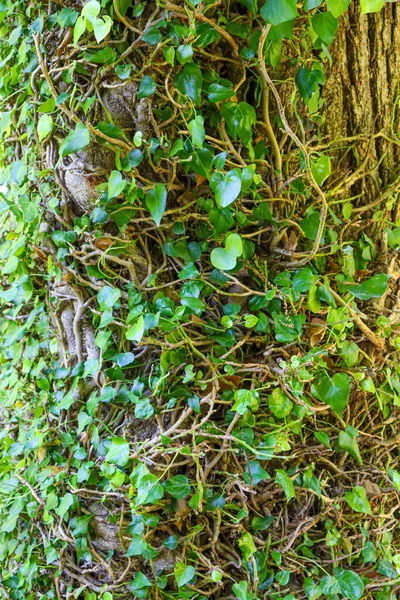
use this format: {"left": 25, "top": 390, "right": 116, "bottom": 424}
{"left": 73, "top": 15, "right": 86, "bottom": 45}
{"left": 293, "top": 268, "right": 318, "bottom": 293}
{"left": 130, "top": 571, "right": 152, "bottom": 592}
{"left": 244, "top": 460, "right": 270, "bottom": 485}
{"left": 233, "top": 388, "right": 259, "bottom": 415}
{"left": 59, "top": 124, "right": 91, "bottom": 157}
{"left": 108, "top": 170, "right": 126, "bottom": 199}
{"left": 126, "top": 315, "right": 145, "bottom": 342}
{"left": 176, "top": 44, "right": 193, "bottom": 64}
{"left": 304, "top": 578, "right": 322, "bottom": 600}
{"left": 261, "top": 0, "right": 298, "bottom": 26}
{"left": 312, "top": 372, "right": 350, "bottom": 417}
{"left": 105, "top": 437, "right": 130, "bottom": 466}
{"left": 335, "top": 569, "right": 365, "bottom": 600}
{"left": 295, "top": 68, "right": 325, "bottom": 102}
{"left": 188, "top": 115, "right": 205, "bottom": 148}
{"left": 37, "top": 114, "right": 53, "bottom": 141}
{"left": 210, "top": 233, "right": 243, "bottom": 271}
{"left": 92, "top": 16, "right": 112, "bottom": 43}
{"left": 340, "top": 341, "right": 359, "bottom": 367}
{"left": 275, "top": 469, "right": 295, "bottom": 501}
{"left": 208, "top": 83, "right": 234, "bottom": 102}
{"left": 326, "top": 0, "right": 351, "bottom": 17}
{"left": 312, "top": 12, "right": 338, "bottom": 46}
{"left": 360, "top": 0, "right": 384, "bottom": 13}
{"left": 97, "top": 285, "right": 121, "bottom": 310}
{"left": 389, "top": 469, "right": 400, "bottom": 492}
{"left": 210, "top": 168, "right": 241, "bottom": 208}
{"left": 173, "top": 63, "right": 203, "bottom": 104}
{"left": 82, "top": 0, "right": 100, "bottom": 17}
{"left": 268, "top": 387, "right": 293, "bottom": 418}
{"left": 145, "top": 183, "right": 167, "bottom": 225}
{"left": 311, "top": 154, "right": 331, "bottom": 186}
{"left": 233, "top": 581, "right": 253, "bottom": 600}
{"left": 344, "top": 486, "right": 372, "bottom": 514}
{"left": 238, "top": 531, "right": 257, "bottom": 561}
{"left": 137, "top": 75, "right": 156, "bottom": 99}
{"left": 163, "top": 475, "right": 191, "bottom": 499}
{"left": 221, "top": 102, "right": 256, "bottom": 146}
{"left": 338, "top": 426, "right": 362, "bottom": 465}
{"left": 346, "top": 274, "right": 390, "bottom": 301}
{"left": 174, "top": 562, "right": 195, "bottom": 587}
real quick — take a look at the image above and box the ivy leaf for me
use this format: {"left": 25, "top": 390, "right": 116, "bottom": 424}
{"left": 275, "top": 469, "right": 295, "bottom": 501}
{"left": 233, "top": 388, "right": 259, "bottom": 415}
{"left": 268, "top": 387, "right": 293, "bottom": 418}
{"left": 335, "top": 569, "right": 365, "bottom": 600}
{"left": 105, "top": 437, "right": 130, "bottom": 466}
{"left": 108, "top": 170, "right": 126, "bottom": 199}
{"left": 360, "top": 0, "right": 384, "bottom": 13}
{"left": 174, "top": 562, "right": 195, "bottom": 587}
{"left": 59, "top": 124, "right": 90, "bottom": 157}
{"left": 210, "top": 169, "right": 241, "bottom": 208}
{"left": 312, "top": 372, "right": 350, "bottom": 417}
{"left": 126, "top": 315, "right": 145, "bottom": 342}
{"left": 261, "top": 0, "right": 298, "bottom": 26}
{"left": 220, "top": 102, "right": 256, "bottom": 146}
{"left": 137, "top": 75, "right": 156, "bottom": 99}
{"left": 173, "top": 63, "right": 203, "bottom": 104}
{"left": 338, "top": 426, "right": 362, "bottom": 465}
{"left": 145, "top": 183, "right": 167, "bottom": 225}
{"left": 37, "top": 114, "right": 53, "bottom": 141}
{"left": 188, "top": 115, "right": 205, "bottom": 148}
{"left": 210, "top": 233, "right": 243, "bottom": 271}
{"left": 311, "top": 154, "right": 331, "bottom": 186}
{"left": 344, "top": 486, "right": 372, "bottom": 514}
{"left": 312, "top": 12, "right": 338, "bottom": 46}
{"left": 208, "top": 83, "right": 234, "bottom": 102}
{"left": 92, "top": 16, "right": 112, "bottom": 43}
{"left": 163, "top": 475, "right": 191, "bottom": 499}
{"left": 304, "top": 578, "right": 323, "bottom": 600}
{"left": 233, "top": 581, "right": 253, "bottom": 600}
{"left": 295, "top": 68, "right": 325, "bottom": 102}
{"left": 326, "top": 0, "right": 351, "bottom": 17}
{"left": 389, "top": 469, "right": 400, "bottom": 492}
{"left": 346, "top": 274, "right": 390, "bottom": 300}
{"left": 97, "top": 285, "right": 121, "bottom": 310}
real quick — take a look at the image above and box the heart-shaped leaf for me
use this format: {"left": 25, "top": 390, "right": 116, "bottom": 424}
{"left": 59, "top": 124, "right": 90, "bottom": 157}
{"left": 295, "top": 68, "right": 325, "bottom": 102}
{"left": 108, "top": 170, "right": 126, "bottom": 199}
{"left": 145, "top": 183, "right": 167, "bottom": 225}
{"left": 261, "top": 0, "right": 298, "bottom": 26}
{"left": 312, "top": 372, "right": 350, "bottom": 417}
{"left": 93, "top": 16, "right": 112, "bottom": 43}
{"left": 210, "top": 169, "right": 241, "bottom": 208}
{"left": 210, "top": 233, "right": 243, "bottom": 271}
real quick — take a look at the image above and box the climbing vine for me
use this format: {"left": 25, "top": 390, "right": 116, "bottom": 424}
{"left": 0, "top": 0, "right": 400, "bottom": 598}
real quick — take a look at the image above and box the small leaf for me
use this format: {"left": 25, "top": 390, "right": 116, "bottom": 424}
{"left": 312, "top": 372, "right": 350, "bottom": 417}
{"left": 338, "top": 426, "right": 362, "bottom": 465}
{"left": 275, "top": 469, "right": 295, "bottom": 501}
{"left": 210, "top": 169, "right": 242, "bottom": 208}
{"left": 311, "top": 154, "right": 331, "bottom": 186}
{"left": 360, "top": 0, "right": 384, "bottom": 13}
{"left": 312, "top": 12, "right": 338, "bottom": 46}
{"left": 145, "top": 183, "right": 167, "bottom": 225}
{"left": 346, "top": 274, "right": 390, "bottom": 301}
{"left": 60, "top": 124, "right": 90, "bottom": 157}
{"left": 173, "top": 63, "right": 203, "bottom": 104}
{"left": 335, "top": 569, "right": 365, "bottom": 600}
{"left": 208, "top": 83, "right": 234, "bottom": 102}
{"left": 268, "top": 387, "right": 293, "bottom": 418}
{"left": 261, "top": 0, "right": 298, "bottom": 26}
{"left": 108, "top": 170, "right": 126, "bottom": 199}
{"left": 37, "top": 114, "right": 53, "bottom": 141}
{"left": 188, "top": 115, "right": 205, "bottom": 148}
{"left": 220, "top": 102, "right": 256, "bottom": 146}
{"left": 97, "top": 285, "right": 121, "bottom": 310}
{"left": 92, "top": 16, "right": 112, "bottom": 43}
{"left": 344, "top": 486, "right": 372, "bottom": 514}
{"left": 126, "top": 315, "right": 145, "bottom": 342}
{"left": 326, "top": 0, "right": 351, "bottom": 17}
{"left": 137, "top": 75, "right": 156, "bottom": 99}
{"left": 174, "top": 562, "right": 195, "bottom": 587}
{"left": 296, "top": 68, "right": 325, "bottom": 102}
{"left": 163, "top": 475, "right": 191, "bottom": 499}
{"left": 105, "top": 437, "right": 130, "bottom": 466}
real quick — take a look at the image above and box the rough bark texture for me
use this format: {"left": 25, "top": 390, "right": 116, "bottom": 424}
{"left": 323, "top": 3, "right": 400, "bottom": 197}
